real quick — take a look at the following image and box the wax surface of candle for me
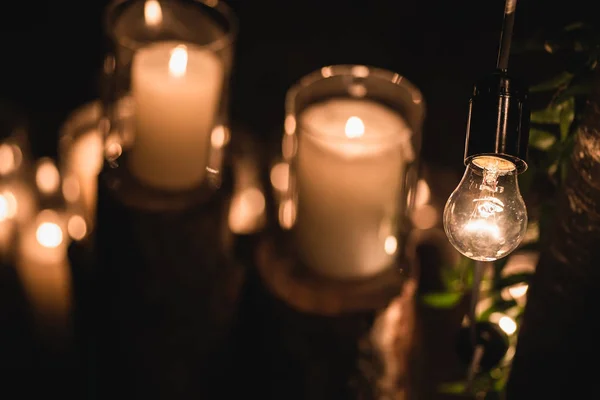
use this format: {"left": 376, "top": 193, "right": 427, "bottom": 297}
{"left": 130, "top": 41, "right": 223, "bottom": 190}
{"left": 295, "top": 98, "right": 412, "bottom": 279}
{"left": 16, "top": 213, "right": 70, "bottom": 325}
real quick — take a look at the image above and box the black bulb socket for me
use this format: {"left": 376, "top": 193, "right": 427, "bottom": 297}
{"left": 464, "top": 69, "right": 530, "bottom": 174}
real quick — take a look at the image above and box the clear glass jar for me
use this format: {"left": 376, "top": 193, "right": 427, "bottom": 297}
{"left": 278, "top": 65, "right": 425, "bottom": 280}
{"left": 101, "top": 0, "right": 237, "bottom": 206}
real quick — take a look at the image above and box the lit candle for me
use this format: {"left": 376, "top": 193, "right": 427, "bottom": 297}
{"left": 16, "top": 210, "right": 71, "bottom": 323}
{"left": 130, "top": 41, "right": 224, "bottom": 190}
{"left": 63, "top": 130, "right": 103, "bottom": 224}
{"left": 294, "top": 98, "right": 412, "bottom": 279}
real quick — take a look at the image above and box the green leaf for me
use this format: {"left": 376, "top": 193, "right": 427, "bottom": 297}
{"left": 559, "top": 98, "right": 575, "bottom": 140}
{"left": 530, "top": 107, "right": 561, "bottom": 124}
{"left": 420, "top": 292, "right": 463, "bottom": 309}
{"left": 530, "top": 72, "right": 573, "bottom": 92}
{"left": 553, "top": 82, "right": 593, "bottom": 105}
{"left": 529, "top": 128, "right": 556, "bottom": 150}
{"left": 518, "top": 164, "right": 537, "bottom": 196}
{"left": 563, "top": 21, "right": 592, "bottom": 32}
{"left": 438, "top": 381, "right": 467, "bottom": 394}
{"left": 479, "top": 298, "right": 518, "bottom": 321}
{"left": 494, "top": 273, "right": 535, "bottom": 290}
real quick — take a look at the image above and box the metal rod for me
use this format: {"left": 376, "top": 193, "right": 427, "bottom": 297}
{"left": 469, "top": 261, "right": 487, "bottom": 345}
{"left": 496, "top": 0, "right": 518, "bottom": 70}
{"left": 466, "top": 344, "right": 485, "bottom": 390}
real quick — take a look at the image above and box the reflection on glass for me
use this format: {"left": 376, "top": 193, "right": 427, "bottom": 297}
{"left": 282, "top": 65, "right": 424, "bottom": 279}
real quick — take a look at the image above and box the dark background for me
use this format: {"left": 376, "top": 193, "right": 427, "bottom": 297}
{"left": 1, "top": 0, "right": 595, "bottom": 167}
{"left": 0, "top": 0, "right": 595, "bottom": 398}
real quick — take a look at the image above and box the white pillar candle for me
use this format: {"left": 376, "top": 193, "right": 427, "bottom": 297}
{"left": 130, "top": 41, "right": 224, "bottom": 190}
{"left": 16, "top": 210, "right": 71, "bottom": 324}
{"left": 294, "top": 98, "right": 412, "bottom": 279}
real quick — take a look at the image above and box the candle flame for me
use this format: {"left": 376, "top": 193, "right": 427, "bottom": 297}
{"left": 36, "top": 222, "right": 63, "bottom": 249}
{"left": 169, "top": 45, "right": 188, "bottom": 77}
{"left": 345, "top": 116, "right": 365, "bottom": 138}
{"left": 144, "top": 0, "right": 162, "bottom": 26}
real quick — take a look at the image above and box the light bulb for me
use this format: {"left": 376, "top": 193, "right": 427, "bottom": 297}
{"left": 443, "top": 155, "right": 527, "bottom": 261}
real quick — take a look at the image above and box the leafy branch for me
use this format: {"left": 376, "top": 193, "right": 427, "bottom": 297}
{"left": 422, "top": 21, "right": 600, "bottom": 398}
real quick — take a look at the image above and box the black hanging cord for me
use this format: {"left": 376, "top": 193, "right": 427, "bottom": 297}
{"left": 496, "top": 0, "right": 517, "bottom": 70}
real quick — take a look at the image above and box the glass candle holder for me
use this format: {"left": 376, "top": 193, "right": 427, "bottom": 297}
{"left": 101, "top": 0, "right": 236, "bottom": 198}
{"left": 59, "top": 101, "right": 103, "bottom": 236}
{"left": 279, "top": 65, "right": 425, "bottom": 280}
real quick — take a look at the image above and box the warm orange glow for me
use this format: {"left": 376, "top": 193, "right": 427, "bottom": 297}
{"left": 211, "top": 125, "right": 229, "bottom": 149}
{"left": 270, "top": 162, "right": 290, "bottom": 193}
{"left": 0, "top": 144, "right": 17, "bottom": 175}
{"left": 0, "top": 195, "right": 7, "bottom": 222}
{"left": 228, "top": 187, "right": 266, "bottom": 234}
{"left": 36, "top": 158, "right": 61, "bottom": 194}
{"left": 384, "top": 235, "right": 398, "bottom": 255}
{"left": 105, "top": 134, "right": 123, "bottom": 161}
{"left": 414, "top": 179, "right": 431, "bottom": 207}
{"left": 36, "top": 222, "right": 63, "bottom": 249}
{"left": 62, "top": 176, "right": 81, "bottom": 203}
{"left": 144, "top": 0, "right": 162, "bottom": 26}
{"left": 345, "top": 116, "right": 365, "bottom": 138}
{"left": 508, "top": 283, "right": 528, "bottom": 299}
{"left": 411, "top": 204, "right": 438, "bottom": 230}
{"left": 279, "top": 199, "right": 296, "bottom": 230}
{"left": 67, "top": 215, "right": 87, "bottom": 241}
{"left": 499, "top": 315, "right": 517, "bottom": 335}
{"left": 351, "top": 65, "right": 370, "bottom": 78}
{"left": 0, "top": 191, "right": 17, "bottom": 221}
{"left": 284, "top": 115, "right": 296, "bottom": 135}
{"left": 169, "top": 46, "right": 188, "bottom": 77}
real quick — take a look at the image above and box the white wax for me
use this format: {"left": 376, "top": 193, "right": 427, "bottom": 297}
{"left": 16, "top": 212, "right": 71, "bottom": 323}
{"left": 130, "top": 41, "right": 224, "bottom": 190}
{"left": 65, "top": 130, "right": 103, "bottom": 225}
{"left": 294, "top": 98, "right": 412, "bottom": 279}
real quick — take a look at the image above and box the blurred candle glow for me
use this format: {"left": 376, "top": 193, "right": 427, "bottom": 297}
{"left": 498, "top": 315, "right": 518, "bottom": 335}
{"left": 228, "top": 187, "right": 266, "bottom": 234}
{"left": 36, "top": 158, "right": 61, "bottom": 195}
{"left": 270, "top": 162, "right": 290, "bottom": 193}
{"left": 0, "top": 144, "right": 22, "bottom": 175}
{"left": 63, "top": 130, "right": 103, "bottom": 225}
{"left": 294, "top": 99, "right": 412, "bottom": 279}
{"left": 16, "top": 209, "right": 71, "bottom": 325}
{"left": 67, "top": 214, "right": 87, "bottom": 241}
{"left": 144, "top": 0, "right": 162, "bottom": 26}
